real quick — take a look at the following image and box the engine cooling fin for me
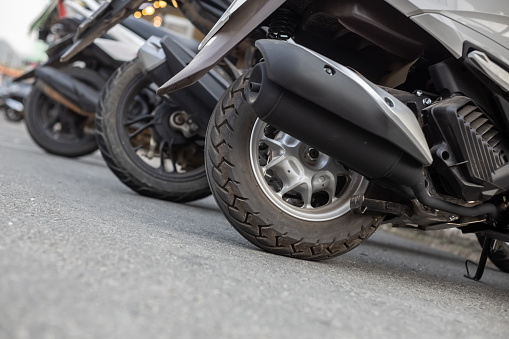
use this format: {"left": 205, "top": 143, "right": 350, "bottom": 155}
{"left": 456, "top": 103, "right": 508, "bottom": 182}
{"left": 425, "top": 96, "right": 509, "bottom": 201}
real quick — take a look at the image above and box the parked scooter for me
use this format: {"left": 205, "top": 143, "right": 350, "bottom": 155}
{"left": 0, "top": 82, "right": 31, "bottom": 122}
{"left": 61, "top": 0, "right": 261, "bottom": 202}
{"left": 162, "top": 0, "right": 509, "bottom": 280}
{"left": 17, "top": 0, "right": 165, "bottom": 157}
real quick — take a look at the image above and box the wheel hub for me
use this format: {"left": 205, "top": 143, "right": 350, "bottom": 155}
{"left": 152, "top": 102, "right": 188, "bottom": 147}
{"left": 250, "top": 119, "right": 368, "bottom": 221}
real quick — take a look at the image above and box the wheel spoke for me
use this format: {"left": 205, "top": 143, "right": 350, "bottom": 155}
{"left": 159, "top": 140, "right": 168, "bottom": 172}
{"left": 43, "top": 113, "right": 60, "bottom": 130}
{"left": 128, "top": 121, "right": 154, "bottom": 139}
{"left": 133, "top": 144, "right": 144, "bottom": 153}
{"left": 43, "top": 104, "right": 63, "bottom": 130}
{"left": 279, "top": 178, "right": 304, "bottom": 196}
{"left": 161, "top": 138, "right": 178, "bottom": 173}
{"left": 70, "top": 116, "right": 84, "bottom": 139}
{"left": 124, "top": 114, "right": 153, "bottom": 127}
{"left": 312, "top": 173, "right": 337, "bottom": 204}
{"left": 261, "top": 154, "right": 286, "bottom": 172}
{"left": 324, "top": 178, "right": 338, "bottom": 203}
{"left": 259, "top": 135, "right": 285, "bottom": 154}
{"left": 297, "top": 181, "right": 313, "bottom": 208}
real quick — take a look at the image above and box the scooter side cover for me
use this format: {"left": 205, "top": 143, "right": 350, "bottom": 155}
{"left": 137, "top": 35, "right": 230, "bottom": 128}
{"left": 157, "top": 0, "right": 285, "bottom": 95}
{"left": 255, "top": 39, "right": 432, "bottom": 166}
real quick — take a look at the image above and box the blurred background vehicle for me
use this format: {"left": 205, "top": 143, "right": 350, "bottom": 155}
{"left": 0, "top": 81, "right": 31, "bottom": 121}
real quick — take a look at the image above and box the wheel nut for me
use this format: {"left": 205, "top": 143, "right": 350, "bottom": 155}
{"left": 173, "top": 113, "right": 185, "bottom": 125}
{"left": 304, "top": 148, "right": 319, "bottom": 163}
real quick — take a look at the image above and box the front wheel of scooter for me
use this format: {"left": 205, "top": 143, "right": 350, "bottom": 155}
{"left": 205, "top": 71, "right": 383, "bottom": 260}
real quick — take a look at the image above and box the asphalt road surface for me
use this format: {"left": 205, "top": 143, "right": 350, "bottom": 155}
{"left": 1, "top": 119, "right": 508, "bottom": 339}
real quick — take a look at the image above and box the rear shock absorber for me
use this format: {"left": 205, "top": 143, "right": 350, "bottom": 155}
{"left": 267, "top": 7, "right": 299, "bottom": 41}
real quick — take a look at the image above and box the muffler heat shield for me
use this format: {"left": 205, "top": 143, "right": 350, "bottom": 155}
{"left": 249, "top": 40, "right": 432, "bottom": 167}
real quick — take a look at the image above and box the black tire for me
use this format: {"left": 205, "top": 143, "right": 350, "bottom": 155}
{"left": 95, "top": 58, "right": 210, "bottom": 202}
{"left": 24, "top": 66, "right": 102, "bottom": 157}
{"left": 476, "top": 234, "right": 509, "bottom": 273}
{"left": 5, "top": 107, "right": 23, "bottom": 122}
{"left": 205, "top": 71, "right": 383, "bottom": 260}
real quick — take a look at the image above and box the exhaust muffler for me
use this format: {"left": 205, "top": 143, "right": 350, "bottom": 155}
{"left": 35, "top": 66, "right": 100, "bottom": 117}
{"left": 246, "top": 40, "right": 431, "bottom": 187}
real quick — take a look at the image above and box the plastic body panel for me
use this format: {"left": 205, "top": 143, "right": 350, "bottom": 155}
{"left": 137, "top": 35, "right": 230, "bottom": 129}
{"left": 158, "top": 0, "right": 285, "bottom": 95}
{"left": 385, "top": 0, "right": 509, "bottom": 66}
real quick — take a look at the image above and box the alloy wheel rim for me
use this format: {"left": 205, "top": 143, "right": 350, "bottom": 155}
{"left": 249, "top": 118, "right": 368, "bottom": 221}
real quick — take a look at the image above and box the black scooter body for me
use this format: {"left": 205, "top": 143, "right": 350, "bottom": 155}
{"left": 141, "top": 34, "right": 230, "bottom": 129}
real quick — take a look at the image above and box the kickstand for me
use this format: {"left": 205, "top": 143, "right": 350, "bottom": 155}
{"left": 464, "top": 236, "right": 495, "bottom": 281}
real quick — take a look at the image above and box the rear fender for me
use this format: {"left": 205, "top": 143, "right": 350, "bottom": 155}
{"left": 157, "top": 0, "right": 285, "bottom": 95}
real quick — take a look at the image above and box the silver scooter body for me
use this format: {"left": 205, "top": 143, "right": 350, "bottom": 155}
{"left": 159, "top": 0, "right": 509, "bottom": 94}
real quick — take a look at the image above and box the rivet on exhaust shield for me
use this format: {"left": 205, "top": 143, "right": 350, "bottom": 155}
{"left": 384, "top": 97, "right": 395, "bottom": 107}
{"left": 324, "top": 65, "right": 335, "bottom": 76}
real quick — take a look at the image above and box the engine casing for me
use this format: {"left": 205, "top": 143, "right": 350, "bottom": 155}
{"left": 425, "top": 96, "right": 509, "bottom": 201}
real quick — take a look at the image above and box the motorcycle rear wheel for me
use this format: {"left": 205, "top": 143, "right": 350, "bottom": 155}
{"left": 96, "top": 58, "right": 210, "bottom": 202}
{"left": 24, "top": 66, "right": 101, "bottom": 157}
{"left": 205, "top": 71, "right": 383, "bottom": 260}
